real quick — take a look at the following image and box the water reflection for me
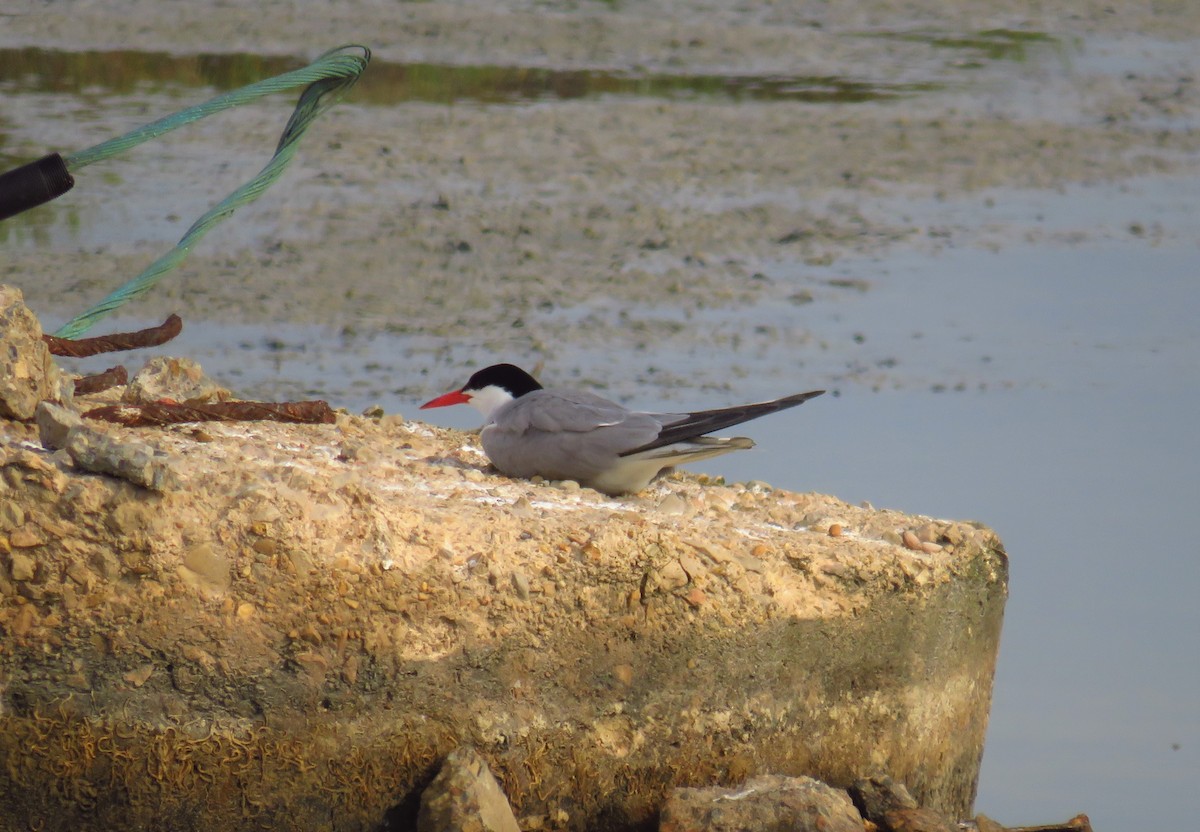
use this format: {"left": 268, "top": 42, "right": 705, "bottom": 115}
{"left": 0, "top": 47, "right": 937, "bottom": 105}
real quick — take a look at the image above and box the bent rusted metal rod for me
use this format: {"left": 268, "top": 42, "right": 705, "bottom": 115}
{"left": 73, "top": 366, "right": 129, "bottom": 396}
{"left": 83, "top": 400, "right": 337, "bottom": 426}
{"left": 43, "top": 314, "right": 183, "bottom": 357}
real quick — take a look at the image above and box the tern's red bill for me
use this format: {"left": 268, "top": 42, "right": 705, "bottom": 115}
{"left": 420, "top": 389, "right": 471, "bottom": 409}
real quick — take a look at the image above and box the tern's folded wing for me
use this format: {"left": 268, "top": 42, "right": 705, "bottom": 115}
{"left": 623, "top": 389, "right": 824, "bottom": 455}
{"left": 496, "top": 389, "right": 672, "bottom": 438}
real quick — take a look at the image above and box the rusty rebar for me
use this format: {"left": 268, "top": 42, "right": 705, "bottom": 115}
{"left": 82, "top": 400, "right": 336, "bottom": 427}
{"left": 73, "top": 366, "right": 129, "bottom": 396}
{"left": 44, "top": 314, "right": 183, "bottom": 357}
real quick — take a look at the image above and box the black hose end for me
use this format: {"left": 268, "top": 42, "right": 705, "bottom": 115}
{"left": 0, "top": 153, "right": 75, "bottom": 222}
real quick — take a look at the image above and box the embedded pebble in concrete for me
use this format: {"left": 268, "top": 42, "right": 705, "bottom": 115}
{"left": 63, "top": 423, "right": 180, "bottom": 491}
{"left": 8, "top": 551, "right": 36, "bottom": 581}
{"left": 35, "top": 401, "right": 82, "bottom": 450}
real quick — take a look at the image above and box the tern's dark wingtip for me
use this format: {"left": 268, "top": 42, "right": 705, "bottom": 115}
{"left": 782, "top": 389, "right": 825, "bottom": 404}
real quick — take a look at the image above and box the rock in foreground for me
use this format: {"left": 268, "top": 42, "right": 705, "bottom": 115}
{"left": 0, "top": 395, "right": 1006, "bottom": 831}
{"left": 660, "top": 774, "right": 865, "bottom": 832}
{"left": 417, "top": 745, "right": 521, "bottom": 832}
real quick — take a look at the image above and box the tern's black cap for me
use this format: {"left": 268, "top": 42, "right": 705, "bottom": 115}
{"left": 464, "top": 364, "right": 544, "bottom": 398}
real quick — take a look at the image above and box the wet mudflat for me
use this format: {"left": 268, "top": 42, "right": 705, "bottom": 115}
{"left": 2, "top": 1, "right": 1199, "bottom": 827}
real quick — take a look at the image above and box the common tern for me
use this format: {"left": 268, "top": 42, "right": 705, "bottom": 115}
{"left": 420, "top": 363, "right": 824, "bottom": 496}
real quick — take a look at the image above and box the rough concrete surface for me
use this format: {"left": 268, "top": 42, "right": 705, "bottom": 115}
{"left": 0, "top": 375, "right": 1007, "bottom": 831}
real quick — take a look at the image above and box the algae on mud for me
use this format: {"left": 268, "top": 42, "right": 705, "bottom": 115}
{"left": 0, "top": 47, "right": 936, "bottom": 105}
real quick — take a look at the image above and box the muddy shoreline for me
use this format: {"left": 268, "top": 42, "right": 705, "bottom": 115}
{"left": 2, "top": 1, "right": 1198, "bottom": 402}
{"left": 6, "top": 1, "right": 1200, "bottom": 65}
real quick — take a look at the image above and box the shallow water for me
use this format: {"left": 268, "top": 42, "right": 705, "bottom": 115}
{"left": 707, "top": 208, "right": 1200, "bottom": 827}
{"left": 721, "top": 384, "right": 1200, "bottom": 828}
{"left": 704, "top": 243, "right": 1200, "bottom": 829}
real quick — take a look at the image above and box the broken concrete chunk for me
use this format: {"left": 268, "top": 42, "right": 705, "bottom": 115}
{"left": 417, "top": 746, "right": 521, "bottom": 832}
{"left": 123, "top": 356, "right": 230, "bottom": 405}
{"left": 36, "top": 401, "right": 83, "bottom": 450}
{"left": 64, "top": 425, "right": 179, "bottom": 491}
{"left": 851, "top": 773, "right": 920, "bottom": 823}
{"left": 659, "top": 774, "right": 865, "bottom": 832}
{"left": 880, "top": 806, "right": 960, "bottom": 832}
{"left": 0, "top": 285, "right": 74, "bottom": 420}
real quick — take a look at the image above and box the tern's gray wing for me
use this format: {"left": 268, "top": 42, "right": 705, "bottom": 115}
{"left": 495, "top": 389, "right": 656, "bottom": 434}
{"left": 482, "top": 389, "right": 677, "bottom": 482}
{"left": 623, "top": 389, "right": 825, "bottom": 456}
